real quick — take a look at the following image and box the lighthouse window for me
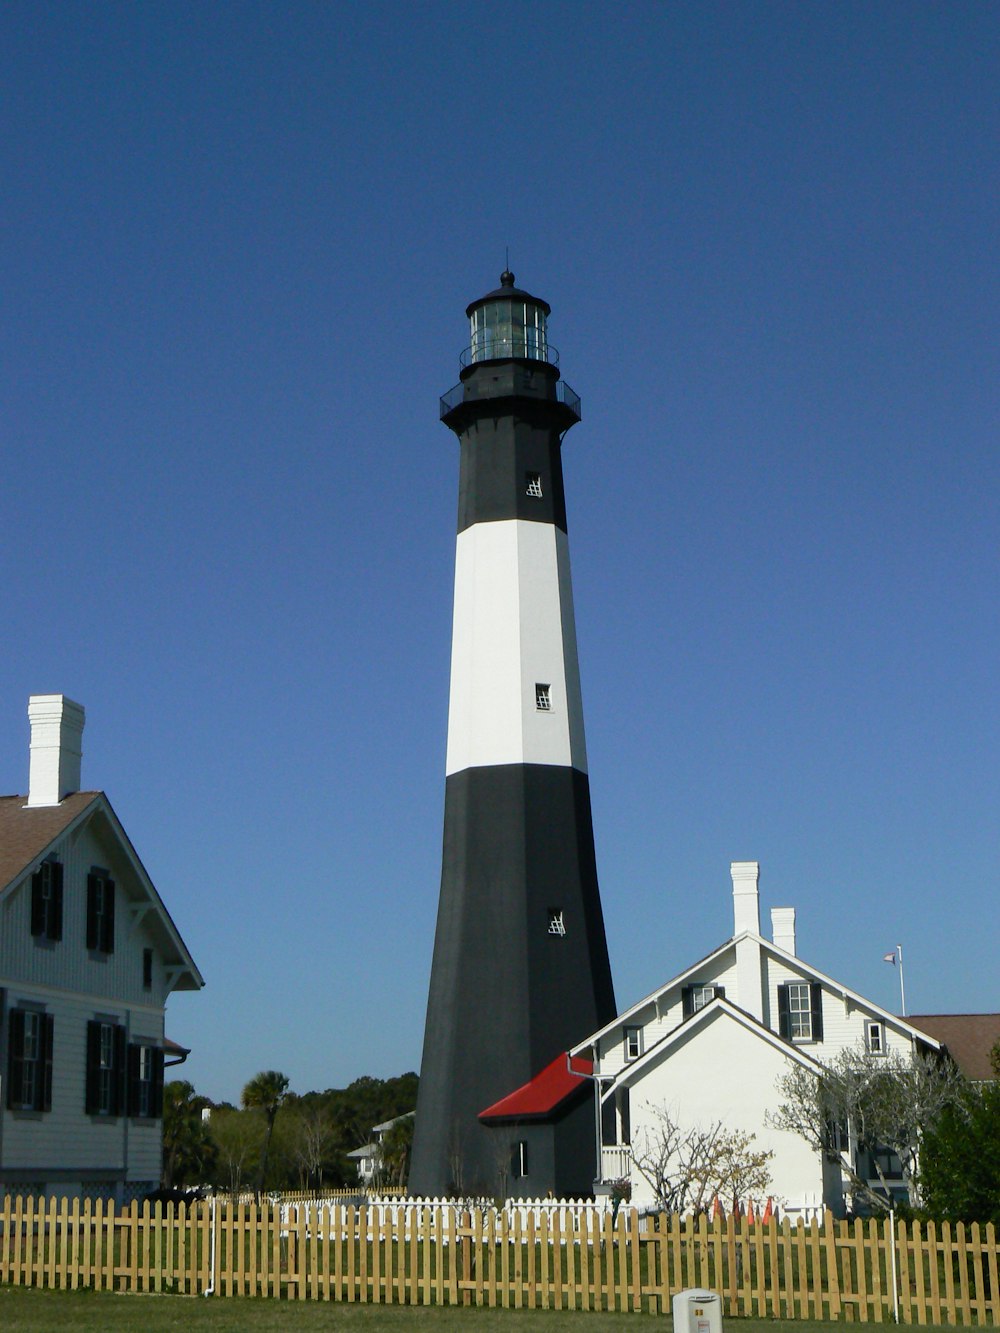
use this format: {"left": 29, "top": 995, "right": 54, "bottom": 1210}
{"left": 525, "top": 472, "right": 543, "bottom": 498}
{"left": 547, "top": 909, "right": 566, "bottom": 936}
{"left": 535, "top": 684, "right": 551, "bottom": 711}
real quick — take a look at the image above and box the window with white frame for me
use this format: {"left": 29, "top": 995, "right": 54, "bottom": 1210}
{"left": 624, "top": 1026, "right": 643, "bottom": 1061}
{"left": 86, "top": 1019, "right": 124, "bottom": 1116}
{"left": 86, "top": 870, "right": 115, "bottom": 954}
{"left": 865, "top": 1020, "right": 885, "bottom": 1055}
{"left": 31, "top": 859, "right": 63, "bottom": 942}
{"left": 6, "top": 1007, "right": 53, "bottom": 1112}
{"left": 547, "top": 908, "right": 566, "bottom": 936}
{"left": 535, "top": 683, "right": 552, "bottom": 711}
{"left": 785, "top": 982, "right": 813, "bottom": 1040}
{"left": 690, "top": 985, "right": 716, "bottom": 1013}
{"left": 525, "top": 472, "right": 543, "bottom": 498}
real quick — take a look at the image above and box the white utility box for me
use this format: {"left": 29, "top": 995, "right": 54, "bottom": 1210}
{"left": 672, "top": 1288, "right": 723, "bottom": 1333}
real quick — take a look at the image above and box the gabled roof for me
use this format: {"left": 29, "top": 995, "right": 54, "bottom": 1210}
{"left": 0, "top": 792, "right": 99, "bottom": 891}
{"left": 570, "top": 930, "right": 941, "bottom": 1059}
{"left": 908, "top": 1014, "right": 1000, "bottom": 1081}
{"left": 479, "top": 1053, "right": 593, "bottom": 1124}
{"left": 0, "top": 790, "right": 203, "bottom": 991}
{"left": 609, "top": 996, "right": 827, "bottom": 1098}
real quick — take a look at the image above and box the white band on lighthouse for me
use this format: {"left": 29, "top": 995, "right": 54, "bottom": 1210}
{"left": 445, "top": 518, "right": 588, "bottom": 776}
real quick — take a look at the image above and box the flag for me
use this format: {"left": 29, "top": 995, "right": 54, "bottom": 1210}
{"left": 883, "top": 952, "right": 896, "bottom": 964}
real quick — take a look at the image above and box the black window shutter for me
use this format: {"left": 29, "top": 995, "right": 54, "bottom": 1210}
{"left": 681, "top": 986, "right": 693, "bottom": 1018}
{"left": 810, "top": 982, "right": 824, "bottom": 1042}
{"left": 7, "top": 1009, "right": 25, "bottom": 1108}
{"left": 41, "top": 1013, "right": 54, "bottom": 1111}
{"left": 31, "top": 871, "right": 45, "bottom": 936}
{"left": 86, "top": 876, "right": 98, "bottom": 950}
{"left": 113, "top": 1024, "right": 126, "bottom": 1115}
{"left": 521, "top": 1140, "right": 528, "bottom": 1175}
{"left": 85, "top": 1020, "right": 101, "bottom": 1114}
{"left": 127, "top": 1043, "right": 140, "bottom": 1116}
{"left": 104, "top": 880, "right": 116, "bottom": 953}
{"left": 51, "top": 863, "right": 64, "bottom": 941}
{"left": 777, "top": 984, "right": 791, "bottom": 1039}
{"left": 715, "top": 985, "right": 726, "bottom": 1000}
{"left": 152, "top": 1047, "right": 165, "bottom": 1119}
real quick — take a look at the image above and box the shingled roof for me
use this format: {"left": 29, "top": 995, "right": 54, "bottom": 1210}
{"left": 908, "top": 1014, "right": 1000, "bottom": 1081}
{"left": 0, "top": 792, "right": 100, "bottom": 890}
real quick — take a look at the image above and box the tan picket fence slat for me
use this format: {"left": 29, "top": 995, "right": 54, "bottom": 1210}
{"left": 2, "top": 1194, "right": 1000, "bottom": 1321}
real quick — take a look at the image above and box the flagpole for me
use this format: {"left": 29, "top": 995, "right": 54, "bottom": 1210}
{"left": 897, "top": 944, "right": 906, "bottom": 1017}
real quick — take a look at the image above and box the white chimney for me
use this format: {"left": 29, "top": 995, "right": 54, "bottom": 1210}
{"left": 731, "top": 861, "right": 760, "bottom": 936}
{"left": 771, "top": 907, "right": 797, "bottom": 956}
{"left": 26, "top": 695, "right": 85, "bottom": 807}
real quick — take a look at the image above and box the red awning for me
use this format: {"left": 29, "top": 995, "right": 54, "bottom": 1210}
{"left": 478, "top": 1053, "right": 593, "bottom": 1123}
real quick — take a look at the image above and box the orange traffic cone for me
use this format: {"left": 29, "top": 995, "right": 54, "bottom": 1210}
{"left": 746, "top": 1198, "right": 756, "bottom": 1225}
{"left": 761, "top": 1197, "right": 773, "bottom": 1225}
{"left": 712, "top": 1195, "right": 724, "bottom": 1221}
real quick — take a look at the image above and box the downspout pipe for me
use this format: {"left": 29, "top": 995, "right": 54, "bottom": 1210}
{"left": 203, "top": 1194, "right": 217, "bottom": 1297}
{"left": 566, "top": 1052, "right": 605, "bottom": 1188}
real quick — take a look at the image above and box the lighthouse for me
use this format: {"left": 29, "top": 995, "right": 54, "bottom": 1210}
{"left": 409, "top": 272, "right": 616, "bottom": 1198}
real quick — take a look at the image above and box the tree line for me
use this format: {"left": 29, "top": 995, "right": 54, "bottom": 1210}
{"left": 163, "top": 1069, "right": 418, "bottom": 1196}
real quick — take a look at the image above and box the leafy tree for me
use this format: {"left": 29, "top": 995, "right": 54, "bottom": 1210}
{"left": 162, "top": 1080, "right": 216, "bottom": 1188}
{"left": 209, "top": 1108, "right": 263, "bottom": 1199}
{"left": 242, "top": 1070, "right": 290, "bottom": 1198}
{"left": 630, "top": 1104, "right": 775, "bottom": 1214}
{"left": 921, "top": 1040, "right": 1000, "bottom": 1223}
{"left": 770, "top": 1043, "right": 965, "bottom": 1212}
{"left": 286, "top": 1101, "right": 340, "bottom": 1191}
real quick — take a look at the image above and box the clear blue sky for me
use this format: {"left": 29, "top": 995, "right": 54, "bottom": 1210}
{"left": 3, "top": 2, "right": 997, "bottom": 1104}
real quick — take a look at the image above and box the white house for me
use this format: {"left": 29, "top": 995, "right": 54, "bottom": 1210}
{"left": 0, "top": 695, "right": 203, "bottom": 1203}
{"left": 569, "top": 861, "right": 941, "bottom": 1218}
{"left": 348, "top": 1111, "right": 415, "bottom": 1187}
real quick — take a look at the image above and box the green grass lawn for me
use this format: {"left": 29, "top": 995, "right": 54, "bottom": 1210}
{"left": 0, "top": 1288, "right": 967, "bottom": 1333}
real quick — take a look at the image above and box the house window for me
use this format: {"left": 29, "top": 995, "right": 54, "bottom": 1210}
{"left": 143, "top": 948, "right": 153, "bottom": 991}
{"left": 6, "top": 1008, "right": 54, "bottom": 1112}
{"left": 535, "top": 684, "right": 551, "bottom": 711}
{"left": 624, "top": 1026, "right": 643, "bottom": 1061}
{"left": 866, "top": 1021, "right": 885, "bottom": 1055}
{"left": 510, "top": 1140, "right": 529, "bottom": 1179}
{"left": 777, "top": 980, "right": 823, "bottom": 1043}
{"left": 682, "top": 983, "right": 725, "bottom": 1018}
{"left": 31, "top": 859, "right": 63, "bottom": 942}
{"left": 86, "top": 871, "right": 115, "bottom": 954}
{"left": 86, "top": 1020, "right": 125, "bottom": 1116}
{"left": 525, "top": 472, "right": 543, "bottom": 498}
{"left": 128, "top": 1043, "right": 165, "bottom": 1119}
{"left": 547, "top": 908, "right": 566, "bottom": 936}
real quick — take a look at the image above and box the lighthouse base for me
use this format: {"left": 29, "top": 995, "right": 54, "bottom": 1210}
{"left": 409, "top": 763, "right": 615, "bottom": 1198}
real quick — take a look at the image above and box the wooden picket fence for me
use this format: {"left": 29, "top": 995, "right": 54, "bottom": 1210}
{"left": 1, "top": 1193, "right": 998, "bottom": 1322}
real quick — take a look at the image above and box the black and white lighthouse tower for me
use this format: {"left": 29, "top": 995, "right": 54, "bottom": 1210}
{"left": 409, "top": 272, "right": 616, "bottom": 1198}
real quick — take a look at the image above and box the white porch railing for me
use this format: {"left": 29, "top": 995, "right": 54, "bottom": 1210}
{"left": 600, "top": 1145, "right": 633, "bottom": 1181}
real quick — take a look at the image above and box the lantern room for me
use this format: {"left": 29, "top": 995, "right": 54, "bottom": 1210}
{"left": 464, "top": 270, "right": 553, "bottom": 366}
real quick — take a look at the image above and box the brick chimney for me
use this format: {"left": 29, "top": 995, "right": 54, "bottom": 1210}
{"left": 26, "top": 695, "right": 85, "bottom": 807}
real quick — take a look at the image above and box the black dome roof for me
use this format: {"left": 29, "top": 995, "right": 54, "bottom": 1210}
{"left": 465, "top": 270, "right": 551, "bottom": 317}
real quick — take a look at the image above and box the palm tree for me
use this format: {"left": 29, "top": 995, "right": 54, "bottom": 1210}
{"left": 241, "top": 1069, "right": 289, "bottom": 1198}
